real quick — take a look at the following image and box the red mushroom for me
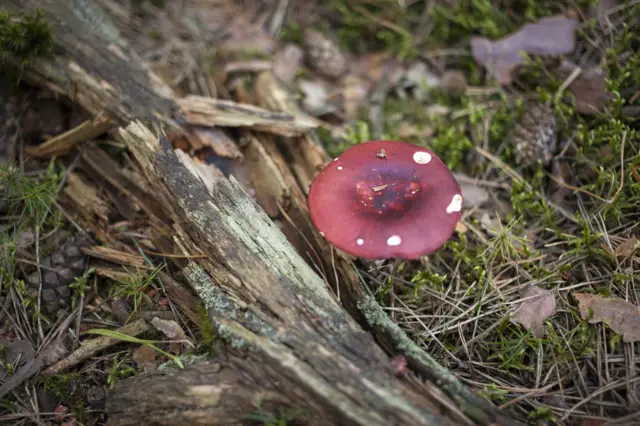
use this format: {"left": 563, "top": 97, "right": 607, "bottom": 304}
{"left": 308, "top": 140, "right": 463, "bottom": 259}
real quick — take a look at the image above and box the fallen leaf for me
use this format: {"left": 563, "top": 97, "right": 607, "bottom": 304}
{"left": 453, "top": 174, "right": 490, "bottom": 207}
{"left": 574, "top": 293, "right": 640, "bottom": 342}
{"left": 351, "top": 51, "right": 405, "bottom": 84}
{"left": 38, "top": 338, "right": 70, "bottom": 367}
{"left": 510, "top": 285, "right": 557, "bottom": 337}
{"left": 613, "top": 236, "right": 639, "bottom": 258}
{"left": 54, "top": 404, "right": 69, "bottom": 422}
{"left": 425, "top": 105, "right": 450, "bottom": 117}
{"left": 0, "top": 339, "right": 43, "bottom": 399}
{"left": 0, "top": 339, "right": 35, "bottom": 376}
{"left": 17, "top": 231, "right": 35, "bottom": 249}
{"left": 455, "top": 222, "right": 468, "bottom": 234}
{"left": 298, "top": 80, "right": 333, "bottom": 116}
{"left": 478, "top": 211, "right": 504, "bottom": 237}
{"left": 341, "top": 75, "right": 371, "bottom": 119}
{"left": 402, "top": 61, "right": 440, "bottom": 100}
{"left": 132, "top": 345, "right": 157, "bottom": 372}
{"left": 273, "top": 43, "right": 304, "bottom": 85}
{"left": 151, "top": 317, "right": 194, "bottom": 349}
{"left": 397, "top": 122, "right": 434, "bottom": 139}
{"left": 566, "top": 63, "right": 608, "bottom": 115}
{"left": 471, "top": 15, "right": 579, "bottom": 84}
{"left": 151, "top": 317, "right": 186, "bottom": 340}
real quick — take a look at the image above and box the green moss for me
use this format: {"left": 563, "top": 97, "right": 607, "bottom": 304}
{"left": 196, "top": 303, "right": 218, "bottom": 356}
{"left": 0, "top": 9, "right": 54, "bottom": 67}
{"left": 428, "top": 123, "right": 474, "bottom": 170}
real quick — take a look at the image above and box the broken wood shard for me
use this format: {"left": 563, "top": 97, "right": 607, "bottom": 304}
{"left": 176, "top": 95, "right": 317, "bottom": 137}
{"left": 25, "top": 116, "right": 114, "bottom": 157}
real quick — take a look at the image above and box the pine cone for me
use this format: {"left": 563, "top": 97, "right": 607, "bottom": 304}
{"left": 511, "top": 103, "right": 557, "bottom": 165}
{"left": 26, "top": 234, "right": 91, "bottom": 314}
{"left": 303, "top": 28, "right": 347, "bottom": 80}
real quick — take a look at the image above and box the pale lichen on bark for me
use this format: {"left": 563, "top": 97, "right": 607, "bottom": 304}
{"left": 358, "top": 295, "right": 504, "bottom": 425}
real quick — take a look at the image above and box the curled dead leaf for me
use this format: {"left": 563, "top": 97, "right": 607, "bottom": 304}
{"left": 273, "top": 43, "right": 304, "bottom": 86}
{"left": 471, "top": 15, "right": 579, "bottom": 85}
{"left": 132, "top": 345, "right": 157, "bottom": 372}
{"left": 151, "top": 317, "right": 195, "bottom": 349}
{"left": 613, "top": 236, "right": 639, "bottom": 258}
{"left": 555, "top": 59, "right": 609, "bottom": 115}
{"left": 453, "top": 174, "right": 490, "bottom": 208}
{"left": 574, "top": 293, "right": 640, "bottom": 342}
{"left": 509, "top": 285, "right": 557, "bottom": 337}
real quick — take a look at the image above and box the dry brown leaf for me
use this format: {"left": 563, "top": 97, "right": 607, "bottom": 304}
{"left": 273, "top": 43, "right": 304, "bottom": 85}
{"left": 298, "top": 80, "right": 332, "bottom": 116}
{"left": 471, "top": 15, "right": 579, "bottom": 84}
{"left": 38, "top": 338, "right": 70, "bottom": 367}
{"left": 563, "top": 62, "right": 608, "bottom": 115}
{"left": 614, "top": 236, "right": 639, "bottom": 258}
{"left": 574, "top": 293, "right": 640, "bottom": 342}
{"left": 397, "top": 122, "right": 434, "bottom": 139}
{"left": 510, "top": 285, "right": 557, "bottom": 337}
{"left": 455, "top": 222, "right": 468, "bottom": 234}
{"left": 132, "top": 345, "right": 157, "bottom": 372}
{"left": 342, "top": 75, "right": 371, "bottom": 119}
{"left": 453, "top": 174, "right": 490, "bottom": 207}
{"left": 151, "top": 317, "right": 194, "bottom": 349}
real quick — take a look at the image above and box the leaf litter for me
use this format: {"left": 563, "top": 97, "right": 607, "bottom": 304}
{"left": 509, "top": 285, "right": 557, "bottom": 338}
{"left": 471, "top": 14, "right": 579, "bottom": 85}
{"left": 574, "top": 293, "right": 640, "bottom": 342}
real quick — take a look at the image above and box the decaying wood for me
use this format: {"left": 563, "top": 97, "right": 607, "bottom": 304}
{"left": 25, "top": 115, "right": 115, "bottom": 157}
{"left": 82, "top": 246, "right": 148, "bottom": 268}
{"left": 114, "top": 121, "right": 467, "bottom": 426}
{"left": 80, "top": 145, "right": 173, "bottom": 226}
{"left": 58, "top": 171, "right": 113, "bottom": 241}
{"left": 43, "top": 319, "right": 150, "bottom": 376}
{"left": 1, "top": 1, "right": 520, "bottom": 425}
{"left": 107, "top": 359, "right": 314, "bottom": 426}
{"left": 176, "top": 95, "right": 318, "bottom": 137}
{"left": 254, "top": 72, "right": 331, "bottom": 192}
{"left": 189, "top": 126, "right": 244, "bottom": 159}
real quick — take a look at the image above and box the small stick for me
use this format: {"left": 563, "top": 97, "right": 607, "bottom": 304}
{"left": 42, "top": 319, "right": 150, "bottom": 376}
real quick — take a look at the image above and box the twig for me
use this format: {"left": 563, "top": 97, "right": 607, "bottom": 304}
{"left": 554, "top": 66, "right": 582, "bottom": 103}
{"left": 42, "top": 319, "right": 150, "bottom": 376}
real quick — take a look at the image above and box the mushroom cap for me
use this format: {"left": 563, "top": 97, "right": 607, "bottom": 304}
{"left": 308, "top": 140, "right": 463, "bottom": 259}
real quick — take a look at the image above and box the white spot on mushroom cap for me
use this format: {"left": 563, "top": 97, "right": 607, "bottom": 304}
{"left": 413, "top": 151, "right": 432, "bottom": 165}
{"left": 320, "top": 232, "right": 325, "bottom": 237}
{"left": 446, "top": 194, "right": 463, "bottom": 214}
{"left": 337, "top": 166, "right": 344, "bottom": 171}
{"left": 356, "top": 238, "right": 364, "bottom": 246}
{"left": 387, "top": 235, "right": 402, "bottom": 246}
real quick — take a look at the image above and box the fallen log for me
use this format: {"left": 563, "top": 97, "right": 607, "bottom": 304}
{"left": 0, "top": 1, "right": 520, "bottom": 425}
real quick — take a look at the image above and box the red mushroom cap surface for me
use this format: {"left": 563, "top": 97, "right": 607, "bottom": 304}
{"left": 308, "top": 140, "right": 463, "bottom": 259}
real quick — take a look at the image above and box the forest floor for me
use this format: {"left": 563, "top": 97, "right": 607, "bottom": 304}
{"left": 1, "top": 1, "right": 639, "bottom": 425}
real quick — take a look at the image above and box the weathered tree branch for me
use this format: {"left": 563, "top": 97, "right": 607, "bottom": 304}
{"left": 113, "top": 121, "right": 462, "bottom": 426}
